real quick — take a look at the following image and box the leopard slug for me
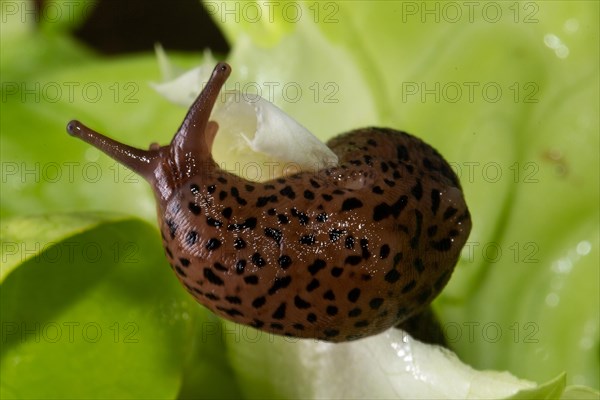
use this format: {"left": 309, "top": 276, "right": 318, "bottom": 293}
{"left": 66, "top": 62, "right": 471, "bottom": 342}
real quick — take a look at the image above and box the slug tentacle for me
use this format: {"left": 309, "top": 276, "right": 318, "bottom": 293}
{"left": 169, "top": 63, "right": 230, "bottom": 177}
{"left": 67, "top": 62, "right": 472, "bottom": 343}
{"left": 67, "top": 63, "right": 230, "bottom": 200}
{"left": 66, "top": 120, "right": 161, "bottom": 180}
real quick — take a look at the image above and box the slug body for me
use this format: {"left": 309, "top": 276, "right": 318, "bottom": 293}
{"left": 67, "top": 63, "right": 471, "bottom": 342}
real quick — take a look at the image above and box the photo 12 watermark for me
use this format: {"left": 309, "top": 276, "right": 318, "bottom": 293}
{"left": 448, "top": 161, "right": 540, "bottom": 184}
{"left": 401, "top": 81, "right": 539, "bottom": 104}
{"left": 204, "top": 1, "right": 340, "bottom": 24}
{"left": 443, "top": 321, "right": 540, "bottom": 344}
{"left": 1, "top": 240, "right": 140, "bottom": 265}
{"left": 461, "top": 241, "right": 540, "bottom": 264}
{"left": 1, "top": 1, "right": 97, "bottom": 24}
{"left": 2, "top": 321, "right": 140, "bottom": 344}
{"left": 1, "top": 81, "right": 140, "bottom": 104}
{"left": 399, "top": 2, "right": 539, "bottom": 24}
{"left": 1, "top": 161, "right": 143, "bottom": 185}
{"left": 216, "top": 80, "right": 340, "bottom": 104}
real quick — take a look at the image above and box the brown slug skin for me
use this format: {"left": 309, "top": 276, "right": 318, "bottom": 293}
{"left": 67, "top": 62, "right": 471, "bottom": 342}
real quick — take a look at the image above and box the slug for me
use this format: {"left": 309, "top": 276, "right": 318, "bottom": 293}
{"left": 66, "top": 62, "right": 471, "bottom": 342}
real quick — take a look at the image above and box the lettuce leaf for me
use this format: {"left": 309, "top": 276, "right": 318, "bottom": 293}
{"left": 1, "top": 0, "right": 598, "bottom": 398}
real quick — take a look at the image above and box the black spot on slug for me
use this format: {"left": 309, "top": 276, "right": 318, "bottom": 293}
{"left": 206, "top": 217, "right": 222, "bottom": 227}
{"left": 324, "top": 329, "right": 339, "bottom": 337}
{"left": 372, "top": 186, "right": 384, "bottom": 194}
{"left": 280, "top": 186, "right": 296, "bottom": 199}
{"left": 175, "top": 265, "right": 186, "bottom": 277}
{"left": 179, "top": 258, "right": 190, "bottom": 267}
{"left": 252, "top": 296, "right": 266, "bottom": 308}
{"left": 348, "top": 308, "right": 362, "bottom": 317}
{"left": 268, "top": 276, "right": 292, "bottom": 295}
{"left": 278, "top": 255, "right": 292, "bottom": 269}
{"left": 167, "top": 220, "right": 177, "bottom": 239}
{"left": 203, "top": 268, "right": 223, "bottom": 286}
{"left": 264, "top": 227, "right": 283, "bottom": 245}
{"left": 186, "top": 230, "right": 198, "bottom": 246}
{"left": 300, "top": 235, "right": 316, "bottom": 245}
{"left": 226, "top": 296, "right": 242, "bottom": 305}
{"left": 291, "top": 208, "right": 309, "bottom": 225}
{"left": 306, "top": 278, "right": 320, "bottom": 292}
{"left": 251, "top": 319, "right": 264, "bottom": 328}
{"left": 396, "top": 145, "right": 409, "bottom": 161}
{"left": 341, "top": 198, "right": 363, "bottom": 212}
{"left": 304, "top": 190, "right": 315, "bottom": 200}
{"left": 217, "top": 307, "right": 244, "bottom": 317}
{"left": 411, "top": 180, "right": 423, "bottom": 200}
{"left": 413, "top": 258, "right": 425, "bottom": 273}
{"left": 188, "top": 202, "right": 201, "bottom": 215}
{"left": 316, "top": 213, "right": 328, "bottom": 222}
{"left": 393, "top": 252, "right": 403, "bottom": 267}
{"left": 410, "top": 210, "right": 423, "bottom": 250}
{"left": 329, "top": 229, "right": 345, "bottom": 242}
{"left": 345, "top": 236, "right": 355, "bottom": 249}
{"left": 272, "top": 303, "right": 287, "bottom": 319}
{"left": 444, "top": 207, "right": 458, "bottom": 220}
{"left": 235, "top": 260, "right": 246, "bottom": 274}
{"left": 369, "top": 298, "right": 384, "bottom": 310}
{"left": 256, "top": 195, "right": 278, "bottom": 207}
{"left": 431, "top": 189, "right": 441, "bottom": 215}
{"left": 373, "top": 195, "right": 408, "bottom": 221}
{"left": 228, "top": 217, "right": 257, "bottom": 231}
{"left": 360, "top": 238, "right": 370, "bottom": 259}
{"left": 347, "top": 288, "right": 361, "bottom": 302}
{"left": 221, "top": 207, "right": 232, "bottom": 219}
{"left": 402, "top": 280, "right": 416, "bottom": 293}
{"left": 213, "top": 262, "right": 227, "bottom": 272}
{"left": 251, "top": 252, "right": 266, "bottom": 267}
{"left": 308, "top": 259, "right": 327, "bottom": 275}
{"left": 345, "top": 255, "right": 362, "bottom": 266}
{"left": 294, "top": 295, "right": 311, "bottom": 309}
{"left": 205, "top": 293, "right": 219, "bottom": 301}
{"left": 206, "top": 238, "right": 221, "bottom": 251}
{"left": 384, "top": 269, "right": 401, "bottom": 283}
{"left": 379, "top": 244, "right": 390, "bottom": 259}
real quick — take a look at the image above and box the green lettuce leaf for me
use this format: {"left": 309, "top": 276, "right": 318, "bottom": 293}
{"left": 1, "top": 215, "right": 196, "bottom": 398}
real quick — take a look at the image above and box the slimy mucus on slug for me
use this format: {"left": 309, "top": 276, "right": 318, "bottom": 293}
{"left": 67, "top": 62, "right": 471, "bottom": 342}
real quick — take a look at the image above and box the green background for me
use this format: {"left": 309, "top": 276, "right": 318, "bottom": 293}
{"left": 1, "top": 1, "right": 598, "bottom": 398}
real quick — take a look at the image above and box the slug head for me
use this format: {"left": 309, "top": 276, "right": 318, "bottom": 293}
{"left": 66, "top": 62, "right": 231, "bottom": 201}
